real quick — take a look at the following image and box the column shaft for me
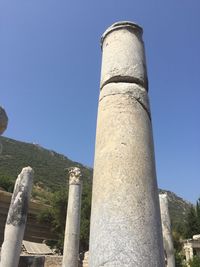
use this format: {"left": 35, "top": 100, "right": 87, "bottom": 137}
{"left": 89, "top": 21, "right": 165, "bottom": 267}
{"left": 62, "top": 167, "right": 82, "bottom": 267}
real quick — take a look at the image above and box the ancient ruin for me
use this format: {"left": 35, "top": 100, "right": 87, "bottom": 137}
{"left": 183, "top": 235, "right": 200, "bottom": 263}
{"left": 62, "top": 167, "right": 82, "bottom": 267}
{"left": 0, "top": 167, "right": 34, "bottom": 267}
{"left": 89, "top": 21, "right": 165, "bottom": 266}
{"left": 159, "top": 193, "right": 175, "bottom": 267}
{"left": 0, "top": 20, "right": 180, "bottom": 267}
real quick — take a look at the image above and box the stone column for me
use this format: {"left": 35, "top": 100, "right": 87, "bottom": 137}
{"left": 89, "top": 21, "right": 165, "bottom": 267}
{"left": 62, "top": 167, "right": 82, "bottom": 267}
{"left": 159, "top": 194, "right": 175, "bottom": 267}
{"left": 0, "top": 167, "right": 34, "bottom": 267}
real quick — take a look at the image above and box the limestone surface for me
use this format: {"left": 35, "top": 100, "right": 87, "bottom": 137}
{"left": 89, "top": 21, "right": 165, "bottom": 267}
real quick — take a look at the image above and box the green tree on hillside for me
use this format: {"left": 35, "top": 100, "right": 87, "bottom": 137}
{"left": 173, "top": 198, "right": 200, "bottom": 267}
{"left": 196, "top": 198, "right": 200, "bottom": 230}
{"left": 184, "top": 199, "right": 200, "bottom": 239}
{"left": 0, "top": 175, "right": 14, "bottom": 192}
{"left": 38, "top": 178, "right": 92, "bottom": 253}
{"left": 189, "top": 256, "right": 200, "bottom": 267}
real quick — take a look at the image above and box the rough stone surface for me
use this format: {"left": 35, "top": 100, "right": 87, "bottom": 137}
{"left": 89, "top": 21, "right": 165, "bottom": 267}
{"left": 99, "top": 82, "right": 151, "bottom": 119}
{"left": 62, "top": 167, "right": 82, "bottom": 267}
{"left": 0, "top": 167, "right": 34, "bottom": 267}
{"left": 159, "top": 194, "right": 175, "bottom": 267}
{"left": 0, "top": 107, "right": 8, "bottom": 135}
{"left": 82, "top": 251, "right": 89, "bottom": 267}
{"left": 100, "top": 21, "right": 148, "bottom": 90}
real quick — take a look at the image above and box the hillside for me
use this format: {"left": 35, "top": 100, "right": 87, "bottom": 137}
{"left": 159, "top": 189, "right": 191, "bottom": 226}
{"left": 0, "top": 136, "right": 92, "bottom": 203}
{"left": 0, "top": 136, "right": 191, "bottom": 225}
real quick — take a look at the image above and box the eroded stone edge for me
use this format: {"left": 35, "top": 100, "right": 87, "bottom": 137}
{"left": 99, "top": 83, "right": 151, "bottom": 120}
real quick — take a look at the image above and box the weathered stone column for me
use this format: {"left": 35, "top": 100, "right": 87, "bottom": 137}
{"left": 0, "top": 167, "right": 34, "bottom": 267}
{"left": 89, "top": 21, "right": 165, "bottom": 267}
{"left": 62, "top": 167, "right": 82, "bottom": 267}
{"left": 159, "top": 193, "right": 175, "bottom": 267}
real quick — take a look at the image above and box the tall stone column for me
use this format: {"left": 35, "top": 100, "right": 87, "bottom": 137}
{"left": 89, "top": 21, "right": 165, "bottom": 267}
{"left": 0, "top": 167, "right": 34, "bottom": 267}
{"left": 62, "top": 167, "right": 82, "bottom": 267}
{"left": 159, "top": 193, "right": 175, "bottom": 267}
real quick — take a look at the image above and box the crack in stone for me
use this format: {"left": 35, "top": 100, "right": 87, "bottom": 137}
{"left": 100, "top": 75, "right": 148, "bottom": 91}
{"left": 99, "top": 90, "right": 151, "bottom": 121}
{"left": 134, "top": 96, "right": 151, "bottom": 121}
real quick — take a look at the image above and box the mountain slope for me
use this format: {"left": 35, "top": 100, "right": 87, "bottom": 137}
{"left": 0, "top": 136, "right": 92, "bottom": 203}
{"left": 159, "top": 189, "right": 191, "bottom": 226}
{"left": 0, "top": 136, "right": 190, "bottom": 224}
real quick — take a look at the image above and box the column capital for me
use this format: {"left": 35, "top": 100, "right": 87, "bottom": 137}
{"left": 68, "top": 167, "right": 82, "bottom": 185}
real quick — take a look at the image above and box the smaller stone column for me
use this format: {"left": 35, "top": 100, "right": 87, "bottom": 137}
{"left": 62, "top": 167, "right": 82, "bottom": 267}
{"left": 159, "top": 193, "right": 175, "bottom": 267}
{"left": 0, "top": 167, "right": 34, "bottom": 267}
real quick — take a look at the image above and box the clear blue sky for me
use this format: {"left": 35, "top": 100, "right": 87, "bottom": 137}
{"left": 0, "top": 0, "right": 199, "bottom": 203}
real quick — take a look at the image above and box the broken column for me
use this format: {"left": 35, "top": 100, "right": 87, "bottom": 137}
{"left": 159, "top": 193, "right": 175, "bottom": 267}
{"left": 89, "top": 21, "right": 165, "bottom": 267}
{"left": 0, "top": 167, "right": 34, "bottom": 267}
{"left": 62, "top": 167, "right": 82, "bottom": 267}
